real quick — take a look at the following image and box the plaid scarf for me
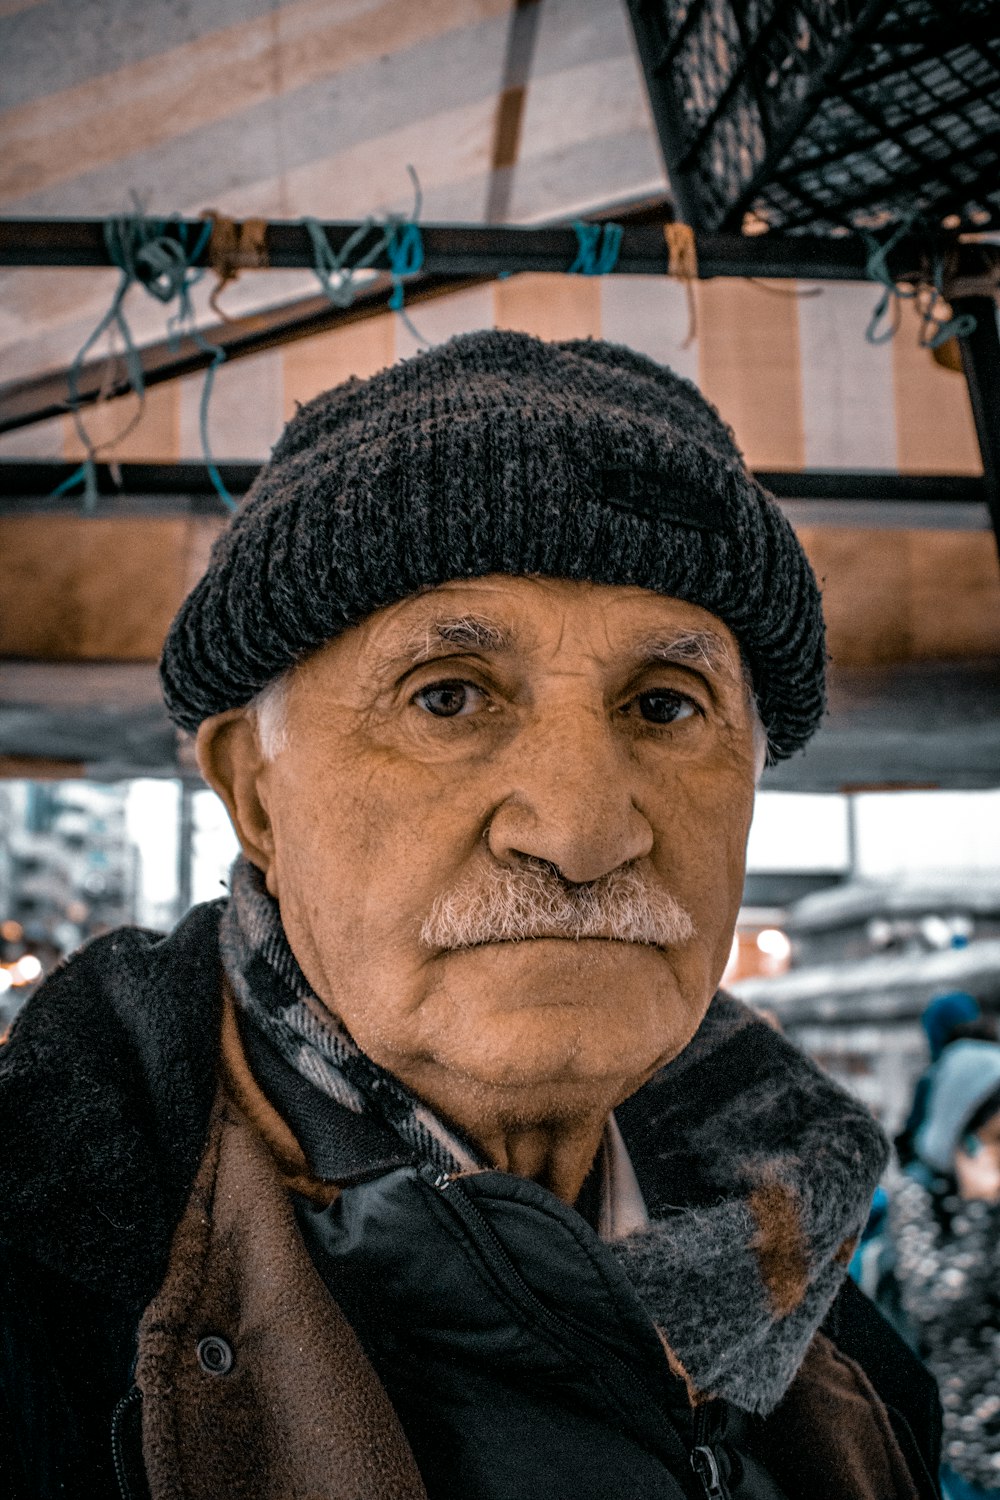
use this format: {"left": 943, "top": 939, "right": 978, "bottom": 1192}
{"left": 219, "top": 855, "right": 482, "bottom": 1176}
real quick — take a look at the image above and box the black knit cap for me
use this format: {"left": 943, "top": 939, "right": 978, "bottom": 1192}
{"left": 161, "top": 329, "right": 825, "bottom": 760}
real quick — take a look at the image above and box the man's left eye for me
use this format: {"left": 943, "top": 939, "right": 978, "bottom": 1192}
{"left": 413, "top": 680, "right": 485, "bottom": 717}
{"left": 633, "top": 690, "right": 696, "bottom": 725}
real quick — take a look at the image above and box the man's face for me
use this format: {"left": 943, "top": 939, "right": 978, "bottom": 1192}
{"left": 208, "top": 576, "right": 759, "bottom": 1131}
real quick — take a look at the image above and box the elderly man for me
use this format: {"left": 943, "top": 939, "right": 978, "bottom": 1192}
{"left": 1, "top": 332, "right": 939, "bottom": 1499}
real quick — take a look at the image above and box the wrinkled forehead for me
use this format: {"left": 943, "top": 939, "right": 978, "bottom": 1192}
{"left": 355, "top": 574, "right": 746, "bottom": 678}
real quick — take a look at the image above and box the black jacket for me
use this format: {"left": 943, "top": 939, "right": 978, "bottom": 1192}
{"left": 0, "top": 905, "right": 942, "bottom": 1499}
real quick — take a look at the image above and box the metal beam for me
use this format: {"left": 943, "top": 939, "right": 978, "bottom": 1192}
{"left": 956, "top": 295, "right": 1000, "bottom": 563}
{"left": 0, "top": 459, "right": 983, "bottom": 513}
{"left": 0, "top": 215, "right": 678, "bottom": 272}
{"left": 755, "top": 472, "right": 988, "bottom": 504}
{"left": 620, "top": 1, "right": 702, "bottom": 226}
{"left": 0, "top": 661, "right": 178, "bottom": 778}
{"left": 485, "top": 0, "right": 544, "bottom": 225}
{"left": 0, "top": 214, "right": 940, "bottom": 280}
{"left": 1, "top": 198, "right": 685, "bottom": 435}
{"left": 1, "top": 208, "right": 976, "bottom": 436}
{"left": 0, "top": 460, "right": 261, "bottom": 507}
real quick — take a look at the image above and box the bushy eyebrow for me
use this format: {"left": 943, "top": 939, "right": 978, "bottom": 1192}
{"left": 400, "top": 614, "right": 512, "bottom": 663}
{"left": 392, "top": 615, "right": 736, "bottom": 679}
{"left": 637, "top": 628, "right": 739, "bottom": 678}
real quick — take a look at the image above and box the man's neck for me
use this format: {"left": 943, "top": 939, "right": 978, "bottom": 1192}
{"left": 457, "top": 1116, "right": 609, "bottom": 1205}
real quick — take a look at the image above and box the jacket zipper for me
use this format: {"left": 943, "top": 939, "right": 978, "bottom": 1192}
{"left": 111, "top": 1385, "right": 144, "bottom": 1500}
{"left": 691, "top": 1405, "right": 730, "bottom": 1499}
{"left": 429, "top": 1170, "right": 704, "bottom": 1496}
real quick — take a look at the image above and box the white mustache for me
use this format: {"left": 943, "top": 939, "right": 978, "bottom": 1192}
{"left": 420, "top": 860, "right": 695, "bottom": 950}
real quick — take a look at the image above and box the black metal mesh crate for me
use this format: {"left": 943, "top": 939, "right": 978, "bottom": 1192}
{"left": 627, "top": 0, "right": 1000, "bottom": 235}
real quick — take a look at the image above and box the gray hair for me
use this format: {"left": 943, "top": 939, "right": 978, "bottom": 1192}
{"left": 248, "top": 671, "right": 294, "bottom": 760}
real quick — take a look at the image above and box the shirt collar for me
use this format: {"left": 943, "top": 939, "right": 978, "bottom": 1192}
{"left": 599, "top": 1114, "right": 650, "bottom": 1242}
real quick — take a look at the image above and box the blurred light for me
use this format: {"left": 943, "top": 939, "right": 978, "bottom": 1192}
{"left": 756, "top": 928, "right": 792, "bottom": 962}
{"left": 742, "top": 210, "right": 770, "bottom": 236}
{"left": 867, "top": 917, "right": 893, "bottom": 949}
{"left": 0, "top": 919, "right": 23, "bottom": 942}
{"left": 13, "top": 954, "right": 41, "bottom": 983}
{"left": 920, "top": 914, "right": 954, "bottom": 950}
{"left": 0, "top": 970, "right": 11, "bottom": 995}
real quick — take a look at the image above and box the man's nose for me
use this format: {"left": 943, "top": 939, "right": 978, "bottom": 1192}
{"left": 484, "top": 710, "right": 655, "bottom": 884}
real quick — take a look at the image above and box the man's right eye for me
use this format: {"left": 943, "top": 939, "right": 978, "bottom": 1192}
{"left": 413, "top": 681, "right": 484, "bottom": 718}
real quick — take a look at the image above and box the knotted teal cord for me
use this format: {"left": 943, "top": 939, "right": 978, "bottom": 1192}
{"left": 159, "top": 221, "right": 234, "bottom": 511}
{"left": 862, "top": 215, "right": 919, "bottom": 344}
{"left": 303, "top": 216, "right": 386, "bottom": 307}
{"left": 304, "top": 166, "right": 428, "bottom": 346}
{"left": 922, "top": 302, "right": 977, "bottom": 348}
{"left": 58, "top": 212, "right": 235, "bottom": 512}
{"left": 918, "top": 247, "right": 978, "bottom": 348}
{"left": 862, "top": 213, "right": 976, "bottom": 348}
{"left": 568, "top": 220, "right": 623, "bottom": 276}
{"left": 386, "top": 220, "right": 424, "bottom": 307}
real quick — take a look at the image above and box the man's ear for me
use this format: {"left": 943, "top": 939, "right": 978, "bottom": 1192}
{"left": 196, "top": 710, "right": 276, "bottom": 881}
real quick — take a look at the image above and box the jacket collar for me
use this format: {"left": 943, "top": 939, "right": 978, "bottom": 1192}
{"left": 0, "top": 902, "right": 226, "bottom": 1311}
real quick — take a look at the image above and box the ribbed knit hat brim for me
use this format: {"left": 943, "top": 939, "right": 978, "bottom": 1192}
{"left": 160, "top": 331, "right": 826, "bottom": 759}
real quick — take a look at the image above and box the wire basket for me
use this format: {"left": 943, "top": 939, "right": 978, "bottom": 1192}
{"left": 627, "top": 0, "right": 1000, "bottom": 236}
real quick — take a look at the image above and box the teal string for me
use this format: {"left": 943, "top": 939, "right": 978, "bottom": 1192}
{"left": 862, "top": 214, "right": 978, "bottom": 349}
{"left": 155, "top": 218, "right": 234, "bottom": 511}
{"left": 919, "top": 249, "right": 977, "bottom": 348}
{"left": 304, "top": 166, "right": 429, "bottom": 346}
{"left": 59, "top": 212, "right": 235, "bottom": 513}
{"left": 386, "top": 220, "right": 427, "bottom": 344}
{"left": 923, "top": 305, "right": 977, "bottom": 348}
{"left": 568, "top": 221, "right": 623, "bottom": 275}
{"left": 861, "top": 215, "right": 919, "bottom": 345}
{"left": 52, "top": 460, "right": 95, "bottom": 502}
{"left": 188, "top": 323, "right": 232, "bottom": 510}
{"left": 160, "top": 219, "right": 235, "bottom": 512}
{"left": 62, "top": 221, "right": 147, "bottom": 509}
{"left": 386, "top": 220, "right": 424, "bottom": 309}
{"left": 303, "top": 216, "right": 385, "bottom": 307}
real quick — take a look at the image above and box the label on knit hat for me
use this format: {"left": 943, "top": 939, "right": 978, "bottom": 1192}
{"left": 598, "top": 466, "right": 726, "bottom": 532}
